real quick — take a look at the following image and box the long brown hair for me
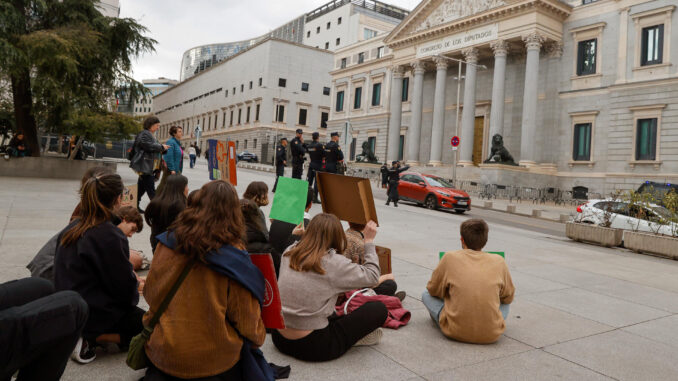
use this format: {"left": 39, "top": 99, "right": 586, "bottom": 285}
{"left": 172, "top": 180, "right": 245, "bottom": 262}
{"left": 285, "top": 213, "right": 347, "bottom": 274}
{"left": 243, "top": 181, "right": 269, "bottom": 206}
{"left": 62, "top": 171, "right": 124, "bottom": 246}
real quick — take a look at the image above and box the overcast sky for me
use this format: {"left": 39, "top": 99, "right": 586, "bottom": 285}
{"left": 119, "top": 0, "right": 422, "bottom": 82}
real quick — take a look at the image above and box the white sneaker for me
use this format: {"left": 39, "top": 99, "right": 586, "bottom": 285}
{"left": 355, "top": 328, "right": 383, "bottom": 346}
{"left": 71, "top": 337, "right": 96, "bottom": 364}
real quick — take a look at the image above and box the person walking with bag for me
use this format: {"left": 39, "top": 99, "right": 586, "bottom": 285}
{"left": 130, "top": 116, "right": 169, "bottom": 213}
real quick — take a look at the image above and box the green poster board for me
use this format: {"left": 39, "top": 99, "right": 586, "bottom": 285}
{"left": 269, "top": 177, "right": 309, "bottom": 225}
{"left": 439, "top": 251, "right": 505, "bottom": 260}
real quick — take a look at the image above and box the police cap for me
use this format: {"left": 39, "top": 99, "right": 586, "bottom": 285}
{"left": 312, "top": 132, "right": 319, "bottom": 139}
{"left": 295, "top": 129, "right": 303, "bottom": 134}
{"left": 280, "top": 137, "right": 288, "bottom": 142}
{"left": 330, "top": 132, "right": 339, "bottom": 137}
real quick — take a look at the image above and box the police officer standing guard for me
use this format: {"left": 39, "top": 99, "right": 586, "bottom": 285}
{"left": 306, "top": 132, "right": 324, "bottom": 203}
{"left": 290, "top": 129, "right": 307, "bottom": 179}
{"left": 272, "top": 137, "right": 288, "bottom": 192}
{"left": 324, "top": 132, "right": 344, "bottom": 174}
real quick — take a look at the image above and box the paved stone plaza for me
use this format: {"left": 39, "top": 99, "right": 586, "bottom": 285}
{"left": 2, "top": 160, "right": 678, "bottom": 380}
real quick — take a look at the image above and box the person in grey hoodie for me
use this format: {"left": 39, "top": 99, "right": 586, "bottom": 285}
{"left": 272, "top": 214, "right": 387, "bottom": 362}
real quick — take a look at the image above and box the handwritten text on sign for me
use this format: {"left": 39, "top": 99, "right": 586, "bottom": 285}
{"left": 416, "top": 24, "right": 498, "bottom": 58}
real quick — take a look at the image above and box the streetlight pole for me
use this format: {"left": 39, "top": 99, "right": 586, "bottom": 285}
{"left": 433, "top": 54, "right": 487, "bottom": 188}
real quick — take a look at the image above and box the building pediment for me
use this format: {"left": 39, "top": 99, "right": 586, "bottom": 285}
{"left": 414, "top": 0, "right": 506, "bottom": 33}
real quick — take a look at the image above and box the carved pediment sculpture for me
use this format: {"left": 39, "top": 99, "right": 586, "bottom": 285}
{"left": 413, "top": 0, "right": 506, "bottom": 33}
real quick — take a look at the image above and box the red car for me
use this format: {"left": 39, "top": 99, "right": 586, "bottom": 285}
{"left": 397, "top": 172, "right": 471, "bottom": 213}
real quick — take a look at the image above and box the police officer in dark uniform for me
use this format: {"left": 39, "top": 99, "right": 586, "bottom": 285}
{"left": 290, "top": 129, "right": 307, "bottom": 179}
{"left": 324, "top": 132, "right": 344, "bottom": 174}
{"left": 386, "top": 161, "right": 410, "bottom": 207}
{"left": 272, "top": 137, "right": 288, "bottom": 192}
{"left": 306, "top": 132, "right": 324, "bottom": 203}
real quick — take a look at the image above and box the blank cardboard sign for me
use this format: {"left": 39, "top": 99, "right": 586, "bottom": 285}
{"left": 376, "top": 246, "right": 391, "bottom": 275}
{"left": 316, "top": 172, "right": 378, "bottom": 226}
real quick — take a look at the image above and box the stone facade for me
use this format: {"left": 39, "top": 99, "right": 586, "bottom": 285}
{"left": 328, "top": 0, "right": 678, "bottom": 194}
{"left": 153, "top": 39, "right": 334, "bottom": 164}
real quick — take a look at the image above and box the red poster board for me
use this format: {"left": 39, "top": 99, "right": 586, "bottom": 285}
{"left": 249, "top": 253, "right": 285, "bottom": 329}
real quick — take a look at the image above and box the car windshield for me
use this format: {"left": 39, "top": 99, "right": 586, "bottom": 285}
{"left": 424, "top": 176, "right": 454, "bottom": 188}
{"left": 651, "top": 206, "right": 675, "bottom": 220}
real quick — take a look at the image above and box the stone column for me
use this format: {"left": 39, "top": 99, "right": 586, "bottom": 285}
{"left": 387, "top": 65, "right": 404, "bottom": 162}
{"left": 407, "top": 61, "right": 425, "bottom": 165}
{"left": 489, "top": 40, "right": 508, "bottom": 146}
{"left": 519, "top": 33, "right": 544, "bottom": 166}
{"left": 459, "top": 47, "right": 479, "bottom": 165}
{"left": 428, "top": 57, "right": 448, "bottom": 165}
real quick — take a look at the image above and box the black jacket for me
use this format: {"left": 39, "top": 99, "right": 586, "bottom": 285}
{"left": 130, "top": 129, "right": 164, "bottom": 175}
{"left": 324, "top": 141, "right": 344, "bottom": 164}
{"left": 54, "top": 220, "right": 139, "bottom": 336}
{"left": 307, "top": 141, "right": 325, "bottom": 167}
{"left": 290, "top": 137, "right": 307, "bottom": 165}
{"left": 275, "top": 145, "right": 287, "bottom": 167}
{"left": 245, "top": 222, "right": 272, "bottom": 256}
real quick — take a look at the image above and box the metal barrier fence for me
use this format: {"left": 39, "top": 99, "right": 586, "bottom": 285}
{"left": 454, "top": 180, "right": 602, "bottom": 206}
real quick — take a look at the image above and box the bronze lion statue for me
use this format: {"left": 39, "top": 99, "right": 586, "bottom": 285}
{"left": 484, "top": 134, "right": 517, "bottom": 165}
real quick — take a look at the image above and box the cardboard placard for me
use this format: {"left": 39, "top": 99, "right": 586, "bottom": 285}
{"left": 316, "top": 172, "right": 378, "bottom": 226}
{"left": 249, "top": 253, "right": 285, "bottom": 329}
{"left": 207, "top": 139, "right": 237, "bottom": 185}
{"left": 439, "top": 251, "right": 505, "bottom": 260}
{"left": 269, "top": 177, "right": 309, "bottom": 225}
{"left": 121, "top": 185, "right": 137, "bottom": 208}
{"left": 376, "top": 246, "right": 391, "bottom": 275}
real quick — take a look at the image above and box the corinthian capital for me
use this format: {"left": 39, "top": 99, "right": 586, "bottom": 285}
{"left": 490, "top": 40, "right": 509, "bottom": 57}
{"left": 523, "top": 32, "right": 545, "bottom": 51}
{"left": 391, "top": 65, "right": 405, "bottom": 78}
{"left": 411, "top": 60, "right": 426, "bottom": 75}
{"left": 545, "top": 41, "right": 564, "bottom": 58}
{"left": 462, "top": 47, "right": 479, "bottom": 64}
{"left": 432, "top": 56, "right": 448, "bottom": 70}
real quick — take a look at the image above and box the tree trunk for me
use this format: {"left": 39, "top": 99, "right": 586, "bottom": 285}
{"left": 11, "top": 68, "right": 40, "bottom": 157}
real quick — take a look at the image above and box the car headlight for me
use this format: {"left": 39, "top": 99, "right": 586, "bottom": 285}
{"left": 436, "top": 190, "right": 451, "bottom": 197}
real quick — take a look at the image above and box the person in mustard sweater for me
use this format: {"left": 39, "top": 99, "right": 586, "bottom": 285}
{"left": 422, "top": 219, "right": 515, "bottom": 344}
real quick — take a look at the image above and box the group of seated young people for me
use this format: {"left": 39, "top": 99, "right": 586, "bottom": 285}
{"left": 3, "top": 166, "right": 515, "bottom": 380}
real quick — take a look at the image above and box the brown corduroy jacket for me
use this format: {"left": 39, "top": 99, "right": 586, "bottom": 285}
{"left": 143, "top": 244, "right": 266, "bottom": 379}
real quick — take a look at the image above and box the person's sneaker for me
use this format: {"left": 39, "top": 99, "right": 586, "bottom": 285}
{"left": 395, "top": 291, "right": 406, "bottom": 302}
{"left": 71, "top": 337, "right": 96, "bottom": 364}
{"left": 355, "top": 328, "right": 383, "bottom": 346}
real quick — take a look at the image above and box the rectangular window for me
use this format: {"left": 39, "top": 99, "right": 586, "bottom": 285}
{"left": 223, "top": 112, "right": 226, "bottom": 127}
{"left": 241, "top": 84, "right": 244, "bottom": 92}
{"left": 254, "top": 139, "right": 257, "bottom": 148}
{"left": 398, "top": 135, "right": 405, "bottom": 161}
{"left": 316, "top": 26, "right": 320, "bottom": 34}
{"left": 327, "top": 22, "right": 331, "bottom": 29}
{"left": 364, "top": 28, "right": 377, "bottom": 40}
{"left": 636, "top": 118, "right": 658, "bottom": 161}
{"left": 244, "top": 140, "right": 248, "bottom": 149}
{"left": 325, "top": 42, "right": 329, "bottom": 49}
{"left": 377, "top": 46, "right": 385, "bottom": 58}
{"left": 336, "top": 38, "right": 340, "bottom": 46}
{"left": 202, "top": 118, "right": 205, "bottom": 129}
{"left": 323, "top": 87, "right": 330, "bottom": 96}
{"left": 307, "top": 31, "right": 310, "bottom": 38}
{"left": 354, "top": 87, "right": 362, "bottom": 109}
{"left": 276, "top": 105, "right": 285, "bottom": 123}
{"left": 225, "top": 89, "right": 228, "bottom": 97}
{"left": 371, "top": 83, "right": 381, "bottom": 106}
{"left": 246, "top": 106, "right": 251, "bottom": 123}
{"left": 214, "top": 115, "right": 217, "bottom": 129}
{"left": 368, "top": 137, "right": 376, "bottom": 155}
{"left": 255, "top": 104, "right": 260, "bottom": 121}
{"left": 358, "top": 52, "right": 365, "bottom": 64}
{"left": 278, "top": 78, "right": 287, "bottom": 87}
{"left": 207, "top": 116, "right": 211, "bottom": 131}
{"left": 641, "top": 24, "right": 664, "bottom": 66}
{"left": 249, "top": 81, "right": 253, "bottom": 89}
{"left": 338, "top": 17, "right": 342, "bottom": 25}
{"left": 321, "top": 112, "right": 329, "bottom": 128}
{"left": 341, "top": 58, "right": 347, "bottom": 68}
{"left": 301, "top": 82, "right": 309, "bottom": 92}
{"left": 298, "top": 108, "right": 307, "bottom": 125}
{"left": 238, "top": 109, "right": 242, "bottom": 124}
{"left": 350, "top": 138, "right": 356, "bottom": 160}
{"left": 576, "top": 39, "right": 597, "bottom": 76}
{"left": 402, "top": 77, "right": 409, "bottom": 102}
{"left": 258, "top": 77, "right": 262, "bottom": 86}
{"left": 233, "top": 87, "right": 236, "bottom": 94}
{"left": 572, "top": 123, "right": 592, "bottom": 161}
{"left": 230, "top": 111, "right": 233, "bottom": 126}
{"left": 236, "top": 141, "right": 239, "bottom": 150}
{"left": 336, "top": 91, "right": 344, "bottom": 112}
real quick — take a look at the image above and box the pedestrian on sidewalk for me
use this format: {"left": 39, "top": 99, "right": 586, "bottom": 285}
{"left": 188, "top": 143, "right": 197, "bottom": 168}
{"left": 130, "top": 116, "right": 169, "bottom": 213}
{"left": 422, "top": 219, "right": 515, "bottom": 344}
{"left": 272, "top": 138, "right": 288, "bottom": 193}
{"left": 385, "top": 161, "right": 409, "bottom": 207}
{"left": 0, "top": 278, "right": 88, "bottom": 381}
{"left": 54, "top": 170, "right": 145, "bottom": 364}
{"left": 272, "top": 215, "right": 387, "bottom": 362}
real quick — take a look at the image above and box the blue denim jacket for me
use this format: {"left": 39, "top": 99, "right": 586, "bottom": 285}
{"left": 163, "top": 137, "right": 183, "bottom": 173}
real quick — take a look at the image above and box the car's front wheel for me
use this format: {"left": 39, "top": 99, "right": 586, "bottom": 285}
{"left": 425, "top": 195, "right": 438, "bottom": 210}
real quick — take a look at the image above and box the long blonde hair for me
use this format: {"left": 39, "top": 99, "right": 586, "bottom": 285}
{"left": 285, "top": 213, "right": 347, "bottom": 274}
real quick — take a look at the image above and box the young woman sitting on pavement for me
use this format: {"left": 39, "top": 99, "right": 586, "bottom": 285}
{"left": 142, "top": 180, "right": 266, "bottom": 380}
{"left": 344, "top": 222, "right": 406, "bottom": 300}
{"left": 144, "top": 174, "right": 188, "bottom": 253}
{"left": 272, "top": 214, "right": 388, "bottom": 362}
{"left": 242, "top": 181, "right": 270, "bottom": 235}
{"left": 54, "top": 171, "right": 144, "bottom": 364}
{"left": 241, "top": 198, "right": 273, "bottom": 256}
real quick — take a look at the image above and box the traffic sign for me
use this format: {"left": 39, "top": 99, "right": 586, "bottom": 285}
{"left": 451, "top": 136, "right": 460, "bottom": 147}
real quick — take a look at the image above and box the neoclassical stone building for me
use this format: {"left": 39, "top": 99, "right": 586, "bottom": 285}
{"left": 328, "top": 0, "right": 678, "bottom": 194}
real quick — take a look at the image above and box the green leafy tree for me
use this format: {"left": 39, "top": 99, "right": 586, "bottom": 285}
{"left": 0, "top": 0, "right": 156, "bottom": 156}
